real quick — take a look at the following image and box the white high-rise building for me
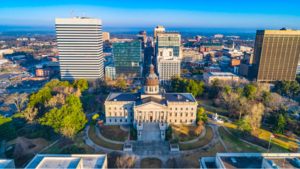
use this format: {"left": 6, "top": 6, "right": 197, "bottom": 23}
{"left": 157, "top": 48, "right": 181, "bottom": 85}
{"left": 55, "top": 17, "right": 104, "bottom": 81}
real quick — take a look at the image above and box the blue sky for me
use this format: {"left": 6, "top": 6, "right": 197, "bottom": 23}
{"left": 0, "top": 0, "right": 300, "bottom": 31}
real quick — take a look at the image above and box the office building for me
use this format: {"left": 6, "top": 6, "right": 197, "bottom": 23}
{"left": 251, "top": 29, "right": 300, "bottom": 82}
{"left": 55, "top": 17, "right": 104, "bottom": 81}
{"left": 104, "top": 65, "right": 197, "bottom": 140}
{"left": 203, "top": 72, "right": 239, "bottom": 83}
{"left": 105, "top": 63, "right": 116, "bottom": 79}
{"left": 204, "top": 66, "right": 221, "bottom": 73}
{"left": 102, "top": 32, "right": 110, "bottom": 42}
{"left": 112, "top": 40, "right": 142, "bottom": 79}
{"left": 200, "top": 43, "right": 224, "bottom": 50}
{"left": 156, "top": 48, "right": 181, "bottom": 84}
{"left": 25, "top": 154, "right": 107, "bottom": 169}
{"left": 181, "top": 49, "right": 203, "bottom": 62}
{"left": 156, "top": 31, "right": 181, "bottom": 58}
{"left": 200, "top": 153, "right": 300, "bottom": 169}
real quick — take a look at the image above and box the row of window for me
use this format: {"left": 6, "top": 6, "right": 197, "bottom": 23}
{"left": 108, "top": 112, "right": 132, "bottom": 117}
{"left": 108, "top": 107, "right": 133, "bottom": 110}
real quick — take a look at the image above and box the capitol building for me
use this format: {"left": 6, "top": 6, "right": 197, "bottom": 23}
{"left": 104, "top": 65, "right": 198, "bottom": 140}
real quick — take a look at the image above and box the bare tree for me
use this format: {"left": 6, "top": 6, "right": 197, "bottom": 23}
{"left": 220, "top": 90, "right": 240, "bottom": 117}
{"left": 23, "top": 106, "right": 38, "bottom": 124}
{"left": 176, "top": 156, "right": 190, "bottom": 168}
{"left": 61, "top": 125, "right": 76, "bottom": 141}
{"left": 248, "top": 103, "right": 264, "bottom": 131}
{"left": 5, "top": 92, "right": 28, "bottom": 112}
{"left": 73, "top": 88, "right": 82, "bottom": 98}
{"left": 115, "top": 154, "right": 137, "bottom": 169}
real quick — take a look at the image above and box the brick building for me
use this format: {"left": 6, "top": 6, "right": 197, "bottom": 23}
{"left": 36, "top": 69, "right": 54, "bottom": 77}
{"left": 204, "top": 67, "right": 221, "bottom": 72}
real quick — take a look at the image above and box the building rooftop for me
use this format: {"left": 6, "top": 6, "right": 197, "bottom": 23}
{"left": 206, "top": 72, "right": 237, "bottom": 77}
{"left": 106, "top": 93, "right": 195, "bottom": 103}
{"left": 25, "top": 154, "right": 107, "bottom": 169}
{"left": 220, "top": 156, "right": 263, "bottom": 169}
{"left": 201, "top": 43, "right": 223, "bottom": 46}
{"left": 0, "top": 159, "right": 14, "bottom": 169}
{"left": 265, "top": 157, "right": 300, "bottom": 169}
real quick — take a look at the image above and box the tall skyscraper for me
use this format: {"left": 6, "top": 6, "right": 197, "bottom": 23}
{"left": 251, "top": 29, "right": 300, "bottom": 82}
{"left": 112, "top": 40, "right": 142, "bottom": 79}
{"left": 55, "top": 17, "right": 104, "bottom": 81}
{"left": 154, "top": 26, "right": 165, "bottom": 39}
{"left": 102, "top": 32, "right": 110, "bottom": 42}
{"left": 156, "top": 31, "right": 181, "bottom": 58}
{"left": 157, "top": 48, "right": 180, "bottom": 84}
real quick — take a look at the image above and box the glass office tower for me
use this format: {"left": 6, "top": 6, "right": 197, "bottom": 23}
{"left": 156, "top": 32, "right": 181, "bottom": 57}
{"left": 251, "top": 29, "right": 300, "bottom": 82}
{"left": 112, "top": 40, "right": 142, "bottom": 79}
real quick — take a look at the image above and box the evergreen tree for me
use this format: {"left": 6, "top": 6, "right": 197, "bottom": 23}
{"left": 0, "top": 115, "right": 17, "bottom": 140}
{"left": 273, "top": 114, "right": 286, "bottom": 134}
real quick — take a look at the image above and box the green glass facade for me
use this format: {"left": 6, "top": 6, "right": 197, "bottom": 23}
{"left": 157, "top": 36, "right": 180, "bottom": 57}
{"left": 113, "top": 40, "right": 142, "bottom": 78}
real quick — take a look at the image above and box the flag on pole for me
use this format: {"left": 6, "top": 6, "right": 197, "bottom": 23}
{"left": 270, "top": 134, "right": 274, "bottom": 140}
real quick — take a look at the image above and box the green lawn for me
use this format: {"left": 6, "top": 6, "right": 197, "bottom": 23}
{"left": 41, "top": 131, "right": 94, "bottom": 154}
{"left": 173, "top": 125, "right": 202, "bottom": 142}
{"left": 141, "top": 158, "right": 162, "bottom": 168}
{"left": 89, "top": 125, "right": 124, "bottom": 150}
{"left": 179, "top": 126, "right": 214, "bottom": 151}
{"left": 100, "top": 125, "right": 128, "bottom": 142}
{"left": 225, "top": 124, "right": 298, "bottom": 153}
{"left": 219, "top": 127, "right": 266, "bottom": 153}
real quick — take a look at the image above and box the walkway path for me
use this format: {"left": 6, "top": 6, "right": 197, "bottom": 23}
{"left": 179, "top": 126, "right": 207, "bottom": 144}
{"left": 179, "top": 123, "right": 221, "bottom": 155}
{"left": 96, "top": 125, "right": 125, "bottom": 144}
{"left": 83, "top": 123, "right": 221, "bottom": 168}
{"left": 83, "top": 125, "right": 126, "bottom": 155}
{"left": 0, "top": 140, "right": 6, "bottom": 158}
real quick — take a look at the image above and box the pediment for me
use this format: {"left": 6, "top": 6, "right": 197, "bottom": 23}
{"left": 135, "top": 102, "right": 167, "bottom": 109}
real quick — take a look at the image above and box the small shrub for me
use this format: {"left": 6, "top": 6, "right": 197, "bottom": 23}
{"left": 124, "top": 137, "right": 128, "bottom": 141}
{"left": 224, "top": 120, "right": 228, "bottom": 123}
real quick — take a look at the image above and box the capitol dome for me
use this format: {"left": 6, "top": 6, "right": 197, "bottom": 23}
{"left": 144, "top": 64, "right": 159, "bottom": 94}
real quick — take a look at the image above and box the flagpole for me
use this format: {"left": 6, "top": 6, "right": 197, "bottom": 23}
{"left": 267, "top": 134, "right": 274, "bottom": 155}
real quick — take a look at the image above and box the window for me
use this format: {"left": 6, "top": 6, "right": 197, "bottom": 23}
{"left": 191, "top": 113, "right": 193, "bottom": 116}
{"left": 120, "top": 119, "right": 122, "bottom": 122}
{"left": 120, "top": 113, "right": 122, "bottom": 116}
{"left": 186, "top": 113, "right": 188, "bottom": 117}
{"left": 114, "top": 107, "right": 116, "bottom": 110}
{"left": 125, "top": 108, "right": 127, "bottom": 110}
{"left": 186, "top": 108, "right": 188, "bottom": 110}
{"left": 130, "top": 113, "right": 132, "bottom": 116}
{"left": 191, "top": 119, "right": 193, "bottom": 122}
{"left": 109, "top": 107, "right": 111, "bottom": 110}
{"left": 191, "top": 108, "right": 193, "bottom": 110}
{"left": 115, "top": 113, "right": 117, "bottom": 116}
{"left": 131, "top": 119, "right": 133, "bottom": 122}
{"left": 180, "top": 113, "right": 182, "bottom": 117}
{"left": 139, "top": 116, "right": 141, "bottom": 120}
{"left": 161, "top": 116, "right": 163, "bottom": 119}
{"left": 169, "top": 51, "right": 172, "bottom": 56}
{"left": 186, "top": 119, "right": 187, "bottom": 122}
{"left": 115, "top": 119, "right": 117, "bottom": 122}
{"left": 180, "top": 119, "right": 182, "bottom": 123}
{"left": 175, "top": 113, "right": 177, "bottom": 116}
{"left": 175, "top": 108, "right": 177, "bottom": 110}
{"left": 175, "top": 120, "right": 177, "bottom": 122}
{"left": 125, "top": 119, "right": 127, "bottom": 122}
{"left": 110, "top": 119, "right": 111, "bottom": 122}
{"left": 170, "top": 113, "right": 172, "bottom": 116}
{"left": 130, "top": 108, "right": 132, "bottom": 110}
{"left": 170, "top": 108, "right": 172, "bottom": 110}
{"left": 181, "top": 108, "right": 183, "bottom": 110}
{"left": 120, "top": 107, "right": 122, "bottom": 110}
{"left": 170, "top": 120, "right": 172, "bottom": 122}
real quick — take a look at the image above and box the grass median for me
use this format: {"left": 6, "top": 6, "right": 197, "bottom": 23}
{"left": 179, "top": 126, "right": 214, "bottom": 151}
{"left": 88, "top": 125, "right": 124, "bottom": 151}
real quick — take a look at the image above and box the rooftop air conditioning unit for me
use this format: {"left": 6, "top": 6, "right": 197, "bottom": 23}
{"left": 231, "top": 158, "right": 237, "bottom": 163}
